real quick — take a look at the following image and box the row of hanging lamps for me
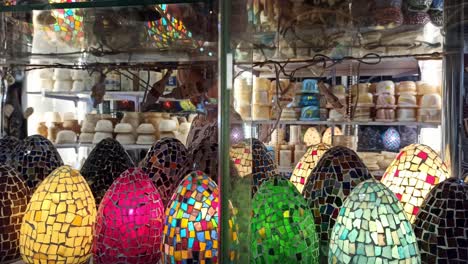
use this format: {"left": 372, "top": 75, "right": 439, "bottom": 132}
{"left": 251, "top": 176, "right": 319, "bottom": 263}
{"left": 290, "top": 143, "right": 330, "bottom": 193}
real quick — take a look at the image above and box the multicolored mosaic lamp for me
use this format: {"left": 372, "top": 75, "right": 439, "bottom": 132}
{"left": 329, "top": 179, "right": 420, "bottom": 263}
{"left": 19, "top": 166, "right": 96, "bottom": 264}
{"left": 303, "top": 146, "right": 372, "bottom": 260}
{"left": 413, "top": 177, "right": 468, "bottom": 263}
{"left": 80, "top": 138, "right": 134, "bottom": 206}
{"left": 190, "top": 138, "right": 218, "bottom": 181}
{"left": 93, "top": 168, "right": 165, "bottom": 263}
{"left": 161, "top": 171, "right": 219, "bottom": 264}
{"left": 0, "top": 164, "right": 29, "bottom": 263}
{"left": 0, "top": 136, "right": 20, "bottom": 163}
{"left": 12, "top": 135, "right": 63, "bottom": 192}
{"left": 290, "top": 143, "right": 331, "bottom": 193}
{"left": 251, "top": 177, "right": 319, "bottom": 263}
{"left": 141, "top": 138, "right": 190, "bottom": 206}
{"left": 381, "top": 144, "right": 450, "bottom": 223}
{"left": 382, "top": 127, "right": 401, "bottom": 152}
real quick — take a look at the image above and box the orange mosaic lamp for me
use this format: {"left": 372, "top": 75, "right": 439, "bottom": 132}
{"left": 290, "top": 143, "right": 331, "bottom": 193}
{"left": 19, "top": 166, "right": 96, "bottom": 264}
{"left": 381, "top": 144, "right": 450, "bottom": 223}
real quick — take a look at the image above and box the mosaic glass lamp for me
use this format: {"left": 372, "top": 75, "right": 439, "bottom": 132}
{"left": 322, "top": 127, "right": 343, "bottom": 145}
{"left": 329, "top": 179, "right": 420, "bottom": 263}
{"left": 413, "top": 177, "right": 468, "bottom": 263}
{"left": 0, "top": 136, "right": 20, "bottom": 163}
{"left": 80, "top": 138, "right": 134, "bottom": 206}
{"left": 93, "top": 168, "right": 165, "bottom": 263}
{"left": 19, "top": 166, "right": 96, "bottom": 264}
{"left": 304, "top": 127, "right": 322, "bottom": 146}
{"left": 0, "top": 164, "right": 29, "bottom": 263}
{"left": 382, "top": 127, "right": 401, "bottom": 152}
{"left": 381, "top": 144, "right": 450, "bottom": 223}
{"left": 161, "top": 171, "right": 219, "bottom": 264}
{"left": 251, "top": 177, "right": 319, "bottom": 263}
{"left": 12, "top": 135, "right": 63, "bottom": 192}
{"left": 141, "top": 138, "right": 190, "bottom": 205}
{"left": 303, "top": 146, "right": 372, "bottom": 260}
{"left": 290, "top": 143, "right": 331, "bottom": 193}
{"left": 190, "top": 138, "right": 218, "bottom": 181}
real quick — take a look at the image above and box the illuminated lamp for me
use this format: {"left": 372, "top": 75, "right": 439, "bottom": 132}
{"left": 80, "top": 138, "right": 134, "bottom": 206}
{"left": 303, "top": 146, "right": 372, "bottom": 261}
{"left": 141, "top": 138, "right": 190, "bottom": 205}
{"left": 290, "top": 143, "right": 330, "bottom": 193}
{"left": 230, "top": 124, "right": 245, "bottom": 145}
{"left": 329, "top": 179, "right": 420, "bottom": 263}
{"left": 413, "top": 177, "right": 468, "bottom": 263}
{"left": 381, "top": 144, "right": 450, "bottom": 223}
{"left": 0, "top": 136, "right": 20, "bottom": 163}
{"left": 0, "top": 164, "right": 29, "bottom": 263}
{"left": 190, "top": 138, "right": 218, "bottom": 181}
{"left": 251, "top": 177, "right": 319, "bottom": 263}
{"left": 322, "top": 127, "right": 343, "bottom": 145}
{"left": 19, "top": 166, "right": 96, "bottom": 264}
{"left": 382, "top": 127, "right": 401, "bottom": 152}
{"left": 12, "top": 135, "right": 63, "bottom": 193}
{"left": 303, "top": 127, "right": 321, "bottom": 146}
{"left": 93, "top": 168, "right": 165, "bottom": 263}
{"left": 161, "top": 171, "right": 219, "bottom": 263}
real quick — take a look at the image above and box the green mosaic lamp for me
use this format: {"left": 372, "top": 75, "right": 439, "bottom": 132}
{"left": 251, "top": 177, "right": 319, "bottom": 263}
{"left": 329, "top": 179, "right": 420, "bottom": 263}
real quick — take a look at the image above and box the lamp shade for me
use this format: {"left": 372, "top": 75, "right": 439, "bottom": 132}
{"left": 322, "top": 127, "right": 343, "bottom": 145}
{"left": 141, "top": 138, "right": 190, "bottom": 205}
{"left": 381, "top": 144, "right": 450, "bottom": 223}
{"left": 93, "top": 168, "right": 165, "bottom": 263}
{"left": 0, "top": 164, "right": 29, "bottom": 263}
{"left": 290, "top": 143, "right": 330, "bottom": 193}
{"left": 190, "top": 138, "right": 218, "bottom": 181}
{"left": 161, "top": 171, "right": 219, "bottom": 263}
{"left": 303, "top": 146, "right": 373, "bottom": 260}
{"left": 382, "top": 127, "right": 401, "bottom": 151}
{"left": 186, "top": 117, "right": 217, "bottom": 150}
{"left": 80, "top": 138, "right": 134, "bottom": 206}
{"left": 251, "top": 177, "right": 319, "bottom": 263}
{"left": 12, "top": 135, "right": 63, "bottom": 192}
{"left": 0, "top": 136, "right": 20, "bottom": 163}
{"left": 329, "top": 179, "right": 420, "bottom": 263}
{"left": 413, "top": 177, "right": 468, "bottom": 263}
{"left": 19, "top": 166, "right": 96, "bottom": 264}
{"left": 304, "top": 127, "right": 321, "bottom": 146}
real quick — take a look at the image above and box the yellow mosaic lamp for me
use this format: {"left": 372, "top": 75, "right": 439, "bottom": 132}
{"left": 381, "top": 144, "right": 450, "bottom": 223}
{"left": 19, "top": 166, "right": 96, "bottom": 264}
{"left": 290, "top": 143, "right": 331, "bottom": 193}
{"left": 322, "top": 127, "right": 343, "bottom": 145}
{"left": 303, "top": 127, "right": 321, "bottom": 146}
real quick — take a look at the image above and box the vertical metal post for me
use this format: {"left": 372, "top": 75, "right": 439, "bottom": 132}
{"left": 442, "top": 0, "right": 463, "bottom": 177}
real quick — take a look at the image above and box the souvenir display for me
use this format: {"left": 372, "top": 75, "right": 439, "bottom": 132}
{"left": 299, "top": 80, "right": 320, "bottom": 121}
{"left": 251, "top": 177, "right": 319, "bottom": 263}
{"left": 381, "top": 144, "right": 450, "bottom": 222}
{"left": 290, "top": 143, "right": 330, "bottom": 193}
{"left": 80, "top": 138, "right": 134, "bottom": 206}
{"left": 329, "top": 179, "right": 421, "bottom": 263}
{"left": 93, "top": 168, "right": 165, "bottom": 263}
{"left": 19, "top": 166, "right": 96, "bottom": 264}
{"left": 382, "top": 127, "right": 401, "bottom": 151}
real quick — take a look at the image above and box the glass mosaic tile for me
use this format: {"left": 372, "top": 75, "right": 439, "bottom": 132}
{"left": 381, "top": 144, "right": 450, "bottom": 223}
{"left": 0, "top": 164, "right": 29, "bottom": 263}
{"left": 0, "top": 136, "right": 20, "bottom": 163}
{"left": 251, "top": 176, "right": 319, "bottom": 263}
{"left": 80, "top": 138, "right": 134, "bottom": 206}
{"left": 382, "top": 127, "right": 400, "bottom": 152}
{"left": 329, "top": 179, "right": 420, "bottom": 263}
{"left": 303, "top": 146, "right": 373, "bottom": 260}
{"left": 141, "top": 138, "right": 190, "bottom": 206}
{"left": 19, "top": 166, "right": 96, "bottom": 264}
{"left": 303, "top": 127, "right": 322, "bottom": 146}
{"left": 322, "top": 127, "right": 343, "bottom": 145}
{"left": 190, "top": 138, "right": 218, "bottom": 182}
{"left": 290, "top": 143, "right": 331, "bottom": 193}
{"left": 11, "top": 135, "right": 63, "bottom": 194}
{"left": 162, "top": 171, "right": 219, "bottom": 264}
{"left": 93, "top": 168, "right": 165, "bottom": 263}
{"left": 413, "top": 177, "right": 468, "bottom": 263}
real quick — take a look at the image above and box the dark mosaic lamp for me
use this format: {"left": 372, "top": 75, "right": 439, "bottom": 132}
{"left": 381, "top": 144, "right": 450, "bottom": 223}
{"left": 141, "top": 138, "right": 190, "bottom": 206}
{"left": 290, "top": 143, "right": 330, "bottom": 193}
{"left": 12, "top": 135, "right": 63, "bottom": 193}
{"left": 19, "top": 166, "right": 96, "bottom": 264}
{"left": 93, "top": 168, "right": 165, "bottom": 263}
{"left": 0, "top": 164, "right": 29, "bottom": 263}
{"left": 251, "top": 176, "right": 319, "bottom": 263}
{"left": 80, "top": 138, "right": 134, "bottom": 206}
{"left": 303, "top": 146, "right": 373, "bottom": 260}
{"left": 162, "top": 171, "right": 219, "bottom": 264}
{"left": 413, "top": 177, "right": 468, "bottom": 263}
{"left": 190, "top": 138, "right": 218, "bottom": 181}
{"left": 329, "top": 179, "right": 421, "bottom": 263}
{"left": 0, "top": 136, "right": 20, "bottom": 163}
